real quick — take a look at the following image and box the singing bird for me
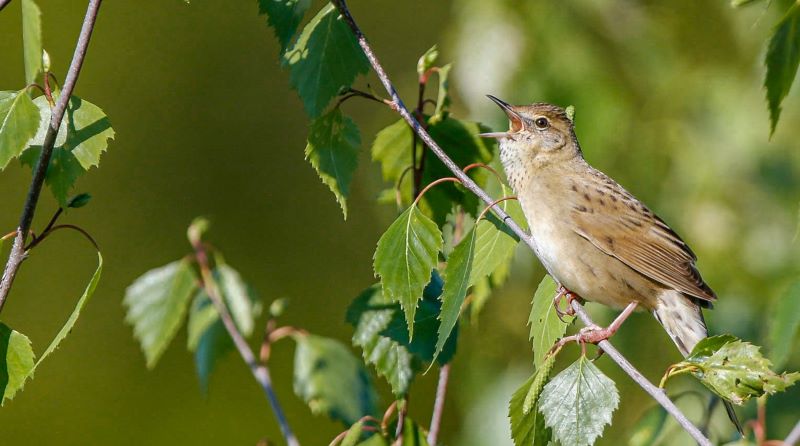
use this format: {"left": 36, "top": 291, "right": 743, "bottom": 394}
{"left": 480, "top": 96, "right": 741, "bottom": 431}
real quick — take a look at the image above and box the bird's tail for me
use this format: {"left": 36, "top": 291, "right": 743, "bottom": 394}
{"left": 653, "top": 291, "right": 743, "bottom": 435}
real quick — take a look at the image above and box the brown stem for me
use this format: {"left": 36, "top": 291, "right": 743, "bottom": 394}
{"left": 0, "top": 0, "right": 103, "bottom": 314}
{"left": 191, "top": 238, "right": 300, "bottom": 446}
{"left": 427, "top": 363, "right": 451, "bottom": 445}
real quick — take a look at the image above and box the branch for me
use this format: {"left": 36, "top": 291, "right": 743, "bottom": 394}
{"left": 0, "top": 0, "right": 102, "bottom": 313}
{"left": 191, "top": 238, "right": 300, "bottom": 446}
{"left": 427, "top": 363, "right": 450, "bottom": 445}
{"left": 0, "top": 0, "right": 12, "bottom": 13}
{"left": 329, "top": 2, "right": 712, "bottom": 445}
{"left": 786, "top": 419, "right": 800, "bottom": 446}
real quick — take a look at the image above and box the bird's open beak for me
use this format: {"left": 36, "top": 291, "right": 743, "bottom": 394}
{"left": 479, "top": 94, "right": 524, "bottom": 139}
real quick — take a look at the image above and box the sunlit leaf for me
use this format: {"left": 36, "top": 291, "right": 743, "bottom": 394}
{"left": 764, "top": 3, "right": 800, "bottom": 135}
{"left": 509, "top": 358, "right": 554, "bottom": 446}
{"left": 400, "top": 418, "right": 430, "bottom": 446}
{"left": 21, "top": 146, "right": 83, "bottom": 207}
{"left": 214, "top": 264, "right": 261, "bottom": 336}
{"left": 124, "top": 259, "right": 198, "bottom": 368}
{"left": 373, "top": 205, "right": 442, "bottom": 338}
{"left": 21, "top": 0, "right": 42, "bottom": 85}
{"left": 0, "top": 324, "right": 35, "bottom": 405}
{"left": 769, "top": 280, "right": 800, "bottom": 369}
{"left": 293, "top": 334, "right": 377, "bottom": 425}
{"left": 258, "top": 0, "right": 311, "bottom": 53}
{"left": 283, "top": 4, "right": 369, "bottom": 117}
{"left": 434, "top": 226, "right": 475, "bottom": 360}
{"left": 731, "top": 0, "right": 763, "bottom": 6}
{"left": 539, "top": 356, "right": 619, "bottom": 446}
{"left": 305, "top": 108, "right": 360, "bottom": 219}
{"left": 672, "top": 335, "right": 800, "bottom": 405}
{"left": 529, "top": 275, "right": 573, "bottom": 368}
{"left": 341, "top": 420, "right": 364, "bottom": 446}
{"left": 468, "top": 213, "right": 519, "bottom": 286}
{"left": 29, "top": 252, "right": 102, "bottom": 375}
{"left": 429, "top": 64, "right": 451, "bottom": 125}
{"left": 371, "top": 119, "right": 412, "bottom": 184}
{"left": 0, "top": 90, "right": 40, "bottom": 170}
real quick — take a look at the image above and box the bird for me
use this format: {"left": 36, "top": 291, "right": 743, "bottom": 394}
{"left": 480, "top": 95, "right": 741, "bottom": 432}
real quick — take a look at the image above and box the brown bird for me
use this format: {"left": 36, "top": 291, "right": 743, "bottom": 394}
{"left": 481, "top": 95, "right": 741, "bottom": 432}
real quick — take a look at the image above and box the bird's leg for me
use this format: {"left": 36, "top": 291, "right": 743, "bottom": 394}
{"left": 553, "top": 285, "right": 583, "bottom": 322}
{"left": 550, "top": 301, "right": 639, "bottom": 352}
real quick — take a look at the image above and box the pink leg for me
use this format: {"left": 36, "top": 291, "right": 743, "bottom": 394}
{"left": 551, "top": 301, "right": 639, "bottom": 352}
{"left": 553, "top": 285, "right": 584, "bottom": 322}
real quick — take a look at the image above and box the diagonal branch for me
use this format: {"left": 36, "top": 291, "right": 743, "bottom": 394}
{"left": 0, "top": 0, "right": 102, "bottom": 313}
{"left": 786, "top": 419, "right": 800, "bottom": 446}
{"left": 329, "top": 1, "right": 712, "bottom": 445}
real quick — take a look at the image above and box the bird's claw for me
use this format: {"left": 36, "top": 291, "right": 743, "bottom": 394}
{"left": 553, "top": 285, "right": 582, "bottom": 322}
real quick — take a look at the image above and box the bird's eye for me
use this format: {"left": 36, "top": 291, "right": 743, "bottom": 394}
{"left": 534, "top": 117, "right": 549, "bottom": 129}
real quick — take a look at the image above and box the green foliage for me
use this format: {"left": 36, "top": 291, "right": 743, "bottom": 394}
{"left": 293, "top": 334, "right": 377, "bottom": 425}
{"left": 539, "top": 356, "right": 619, "bottom": 446}
{"left": 627, "top": 403, "right": 668, "bottom": 446}
{"left": 305, "top": 108, "right": 360, "bottom": 219}
{"left": 258, "top": 0, "right": 311, "bottom": 53}
{"left": 373, "top": 205, "right": 442, "bottom": 338}
{"left": 769, "top": 280, "right": 800, "bottom": 369}
{"left": 529, "top": 275, "right": 573, "bottom": 368}
{"left": 429, "top": 64, "right": 451, "bottom": 125}
{"left": 21, "top": 0, "right": 42, "bottom": 86}
{"left": 669, "top": 335, "right": 800, "bottom": 405}
{"left": 214, "top": 264, "right": 261, "bottom": 336}
{"left": 0, "top": 90, "right": 40, "bottom": 170}
{"left": 468, "top": 213, "right": 519, "bottom": 286}
{"left": 764, "top": 3, "right": 800, "bottom": 135}
{"left": 508, "top": 355, "right": 555, "bottom": 446}
{"left": 21, "top": 95, "right": 115, "bottom": 206}
{"left": 400, "top": 418, "right": 431, "bottom": 446}
{"left": 283, "top": 4, "right": 369, "bottom": 117}
{"left": 0, "top": 324, "right": 34, "bottom": 405}
{"left": 67, "top": 192, "right": 92, "bottom": 208}
{"left": 371, "top": 119, "right": 411, "bottom": 184}
{"left": 417, "top": 45, "right": 438, "bottom": 76}
{"left": 340, "top": 420, "right": 364, "bottom": 446}
{"left": 124, "top": 259, "right": 198, "bottom": 368}
{"left": 434, "top": 225, "right": 475, "bottom": 360}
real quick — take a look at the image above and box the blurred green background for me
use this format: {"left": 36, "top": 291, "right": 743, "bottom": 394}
{"left": 1, "top": 0, "right": 799, "bottom": 444}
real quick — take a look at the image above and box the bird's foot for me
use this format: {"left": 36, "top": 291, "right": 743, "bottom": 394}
{"left": 548, "top": 325, "right": 616, "bottom": 357}
{"left": 553, "top": 285, "right": 583, "bottom": 322}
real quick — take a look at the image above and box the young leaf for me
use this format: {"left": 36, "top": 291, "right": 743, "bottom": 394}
{"left": 29, "top": 252, "right": 102, "bottom": 376}
{"left": 186, "top": 289, "right": 219, "bottom": 351}
{"left": 21, "top": 0, "right": 42, "bottom": 86}
{"left": 529, "top": 275, "right": 573, "bottom": 368}
{"left": 400, "top": 418, "right": 431, "bottom": 446}
{"left": 283, "top": 4, "right": 369, "bottom": 117}
{"left": 340, "top": 420, "right": 364, "bottom": 446}
{"left": 674, "top": 335, "right": 800, "bottom": 405}
{"left": 293, "top": 334, "right": 377, "bottom": 425}
{"left": 0, "top": 324, "right": 35, "bottom": 405}
{"left": 764, "top": 3, "right": 800, "bottom": 135}
{"left": 434, "top": 226, "right": 476, "bottom": 360}
{"left": 468, "top": 213, "right": 519, "bottom": 286}
{"left": 346, "top": 285, "right": 419, "bottom": 397}
{"left": 539, "top": 356, "right": 619, "bottom": 446}
{"left": 769, "top": 280, "right": 800, "bottom": 369}
{"left": 305, "top": 108, "right": 360, "bottom": 219}
{"left": 0, "top": 90, "right": 40, "bottom": 170}
{"left": 373, "top": 205, "right": 442, "bottom": 338}
{"left": 124, "top": 259, "right": 198, "bottom": 368}
{"left": 509, "top": 361, "right": 554, "bottom": 446}
{"left": 417, "top": 45, "right": 439, "bottom": 76}
{"left": 371, "top": 119, "right": 412, "bottom": 184}
{"left": 258, "top": 0, "right": 311, "bottom": 53}
{"left": 214, "top": 264, "right": 261, "bottom": 336}
{"left": 428, "top": 63, "right": 452, "bottom": 125}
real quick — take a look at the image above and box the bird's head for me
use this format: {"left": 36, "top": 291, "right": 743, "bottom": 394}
{"left": 480, "top": 96, "right": 581, "bottom": 171}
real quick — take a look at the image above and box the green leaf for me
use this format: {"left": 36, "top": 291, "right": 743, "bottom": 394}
{"left": 764, "top": 3, "right": 800, "bottom": 136}
{"left": 434, "top": 226, "right": 476, "bottom": 360}
{"left": 67, "top": 192, "right": 92, "bottom": 208}
{"left": 731, "top": 0, "right": 763, "bottom": 7}
{"left": 374, "top": 205, "right": 442, "bottom": 338}
{"left": 305, "top": 108, "right": 360, "bottom": 219}
{"left": 258, "top": 0, "right": 311, "bottom": 53}
{"left": 283, "top": 4, "right": 369, "bottom": 117}
{"left": 675, "top": 335, "right": 800, "bottom": 405}
{"left": 529, "top": 275, "right": 573, "bottom": 368}
{"left": 21, "top": 0, "right": 42, "bottom": 86}
{"left": 214, "top": 264, "right": 261, "bottom": 336}
{"left": 509, "top": 359, "right": 554, "bottom": 446}
{"left": 539, "top": 356, "right": 619, "bottom": 446}
{"left": 468, "top": 213, "right": 519, "bottom": 286}
{"left": 400, "top": 418, "right": 430, "bottom": 446}
{"left": 186, "top": 289, "right": 219, "bottom": 351}
{"left": 293, "top": 334, "right": 377, "bottom": 425}
{"left": 0, "top": 90, "right": 40, "bottom": 170}
{"left": 29, "top": 252, "right": 102, "bottom": 376}
{"left": 0, "top": 324, "right": 35, "bottom": 405}
{"left": 193, "top": 316, "right": 232, "bottom": 393}
{"left": 429, "top": 64, "right": 452, "bottom": 125}
{"left": 769, "top": 280, "right": 800, "bottom": 369}
{"left": 124, "top": 259, "right": 198, "bottom": 368}
{"left": 341, "top": 420, "right": 365, "bottom": 446}
{"left": 356, "top": 434, "right": 390, "bottom": 446}
{"left": 22, "top": 95, "right": 114, "bottom": 206}
{"left": 627, "top": 403, "right": 668, "bottom": 446}
{"left": 371, "top": 119, "right": 412, "bottom": 184}
{"left": 417, "top": 45, "right": 439, "bottom": 76}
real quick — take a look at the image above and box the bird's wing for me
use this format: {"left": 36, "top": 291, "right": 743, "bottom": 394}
{"left": 568, "top": 172, "right": 716, "bottom": 302}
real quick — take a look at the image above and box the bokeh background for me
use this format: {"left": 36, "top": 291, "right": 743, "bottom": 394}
{"left": 1, "top": 0, "right": 799, "bottom": 444}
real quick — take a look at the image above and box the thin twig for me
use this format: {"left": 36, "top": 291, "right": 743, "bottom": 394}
{"left": 191, "top": 239, "right": 300, "bottom": 446}
{"left": 0, "top": 0, "right": 102, "bottom": 313}
{"left": 427, "top": 363, "right": 450, "bottom": 445}
{"left": 329, "top": 2, "right": 713, "bottom": 445}
{"left": 786, "top": 419, "right": 800, "bottom": 446}
{"left": 0, "top": 0, "right": 11, "bottom": 12}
